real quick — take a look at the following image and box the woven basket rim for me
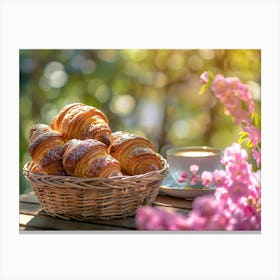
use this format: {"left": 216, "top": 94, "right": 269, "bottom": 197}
{"left": 23, "top": 155, "right": 169, "bottom": 183}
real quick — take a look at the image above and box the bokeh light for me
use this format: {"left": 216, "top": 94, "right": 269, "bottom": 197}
{"left": 43, "top": 61, "right": 68, "bottom": 88}
{"left": 110, "top": 94, "right": 136, "bottom": 116}
{"left": 97, "top": 49, "right": 118, "bottom": 62}
{"left": 95, "top": 84, "right": 111, "bottom": 103}
{"left": 198, "top": 49, "right": 216, "bottom": 60}
{"left": 247, "top": 80, "right": 261, "bottom": 101}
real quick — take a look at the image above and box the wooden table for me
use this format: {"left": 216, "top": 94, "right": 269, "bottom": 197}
{"left": 19, "top": 192, "right": 193, "bottom": 231}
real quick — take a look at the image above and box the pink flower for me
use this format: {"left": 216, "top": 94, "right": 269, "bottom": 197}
{"left": 212, "top": 169, "right": 227, "bottom": 187}
{"left": 207, "top": 212, "right": 230, "bottom": 230}
{"left": 228, "top": 182, "right": 251, "bottom": 202}
{"left": 227, "top": 77, "right": 240, "bottom": 90}
{"left": 190, "top": 173, "right": 201, "bottom": 186}
{"left": 211, "top": 75, "right": 255, "bottom": 125}
{"left": 177, "top": 177, "right": 185, "bottom": 183}
{"left": 242, "top": 124, "right": 261, "bottom": 146}
{"left": 136, "top": 207, "right": 164, "bottom": 230}
{"left": 222, "top": 143, "right": 248, "bottom": 165}
{"left": 226, "top": 162, "right": 252, "bottom": 186}
{"left": 190, "top": 164, "right": 199, "bottom": 173}
{"left": 192, "top": 195, "right": 221, "bottom": 217}
{"left": 136, "top": 207, "right": 191, "bottom": 231}
{"left": 200, "top": 71, "right": 209, "bottom": 84}
{"left": 180, "top": 171, "right": 188, "bottom": 179}
{"left": 211, "top": 74, "right": 228, "bottom": 94}
{"left": 214, "top": 186, "right": 229, "bottom": 201}
{"left": 184, "top": 212, "right": 207, "bottom": 230}
{"left": 252, "top": 147, "right": 261, "bottom": 167}
{"left": 201, "top": 171, "right": 213, "bottom": 187}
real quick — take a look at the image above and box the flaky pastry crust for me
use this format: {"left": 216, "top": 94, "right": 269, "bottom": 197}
{"left": 110, "top": 131, "right": 163, "bottom": 175}
{"left": 50, "top": 103, "right": 112, "bottom": 150}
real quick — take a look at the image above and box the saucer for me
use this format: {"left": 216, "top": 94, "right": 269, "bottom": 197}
{"left": 159, "top": 175, "right": 216, "bottom": 199}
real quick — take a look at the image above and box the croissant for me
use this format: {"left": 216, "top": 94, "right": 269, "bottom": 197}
{"left": 50, "top": 103, "right": 112, "bottom": 150}
{"left": 62, "top": 139, "right": 122, "bottom": 178}
{"left": 110, "top": 131, "right": 163, "bottom": 175}
{"left": 28, "top": 124, "right": 66, "bottom": 175}
{"left": 29, "top": 123, "right": 53, "bottom": 142}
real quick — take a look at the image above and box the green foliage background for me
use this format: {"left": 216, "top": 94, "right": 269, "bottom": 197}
{"left": 20, "top": 49, "right": 261, "bottom": 194}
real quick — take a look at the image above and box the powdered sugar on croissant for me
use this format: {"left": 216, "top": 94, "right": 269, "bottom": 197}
{"left": 28, "top": 124, "right": 66, "bottom": 175}
{"left": 63, "top": 139, "right": 122, "bottom": 178}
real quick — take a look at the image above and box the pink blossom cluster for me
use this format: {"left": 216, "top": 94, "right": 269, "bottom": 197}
{"left": 177, "top": 164, "right": 210, "bottom": 187}
{"left": 211, "top": 74, "right": 255, "bottom": 125}
{"left": 242, "top": 123, "right": 261, "bottom": 167}
{"left": 135, "top": 73, "right": 261, "bottom": 231}
{"left": 136, "top": 206, "right": 190, "bottom": 230}
{"left": 177, "top": 164, "right": 216, "bottom": 188}
{"left": 201, "top": 72, "right": 261, "bottom": 167}
{"left": 136, "top": 143, "right": 261, "bottom": 231}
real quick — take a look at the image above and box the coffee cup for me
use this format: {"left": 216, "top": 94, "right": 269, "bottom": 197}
{"left": 166, "top": 146, "right": 223, "bottom": 187}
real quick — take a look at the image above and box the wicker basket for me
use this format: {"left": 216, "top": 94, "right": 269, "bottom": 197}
{"left": 23, "top": 157, "right": 168, "bottom": 221}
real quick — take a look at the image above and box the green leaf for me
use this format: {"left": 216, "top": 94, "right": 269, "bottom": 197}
{"left": 238, "top": 131, "right": 248, "bottom": 144}
{"left": 208, "top": 71, "right": 214, "bottom": 81}
{"left": 252, "top": 112, "right": 261, "bottom": 128}
{"left": 249, "top": 112, "right": 261, "bottom": 130}
{"left": 247, "top": 140, "right": 253, "bottom": 148}
{"left": 204, "top": 71, "right": 214, "bottom": 83}
{"left": 239, "top": 131, "right": 248, "bottom": 137}
{"left": 241, "top": 100, "right": 249, "bottom": 112}
{"left": 198, "top": 84, "right": 209, "bottom": 95}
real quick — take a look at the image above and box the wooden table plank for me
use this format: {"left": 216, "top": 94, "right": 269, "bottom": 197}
{"left": 20, "top": 202, "right": 42, "bottom": 215}
{"left": 20, "top": 213, "right": 130, "bottom": 231}
{"left": 154, "top": 195, "right": 193, "bottom": 209}
{"left": 155, "top": 205, "right": 190, "bottom": 216}
{"left": 19, "top": 193, "right": 39, "bottom": 204}
{"left": 20, "top": 214, "right": 35, "bottom": 226}
{"left": 19, "top": 225, "right": 40, "bottom": 231}
{"left": 84, "top": 216, "right": 136, "bottom": 229}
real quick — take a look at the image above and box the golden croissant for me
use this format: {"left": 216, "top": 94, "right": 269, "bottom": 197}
{"left": 28, "top": 124, "right": 66, "bottom": 175}
{"left": 29, "top": 123, "right": 53, "bottom": 142}
{"left": 110, "top": 131, "right": 163, "bottom": 175}
{"left": 50, "top": 103, "right": 112, "bottom": 150}
{"left": 62, "top": 139, "right": 122, "bottom": 178}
